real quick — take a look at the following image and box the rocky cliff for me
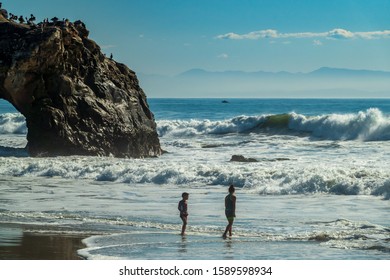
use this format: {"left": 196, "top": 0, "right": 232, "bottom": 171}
{"left": 0, "top": 12, "right": 162, "bottom": 157}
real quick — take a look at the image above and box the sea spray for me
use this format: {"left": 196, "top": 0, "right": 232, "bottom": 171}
{"left": 0, "top": 113, "right": 27, "bottom": 134}
{"left": 2, "top": 109, "right": 389, "bottom": 141}
{"left": 156, "top": 109, "right": 390, "bottom": 141}
{"left": 0, "top": 155, "right": 388, "bottom": 199}
{"left": 289, "top": 108, "right": 390, "bottom": 141}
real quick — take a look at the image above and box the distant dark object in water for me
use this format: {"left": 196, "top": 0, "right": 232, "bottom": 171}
{"left": 222, "top": 100, "right": 229, "bottom": 103}
{"left": 230, "top": 155, "right": 258, "bottom": 162}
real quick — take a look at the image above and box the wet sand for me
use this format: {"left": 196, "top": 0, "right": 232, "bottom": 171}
{"left": 0, "top": 224, "right": 88, "bottom": 260}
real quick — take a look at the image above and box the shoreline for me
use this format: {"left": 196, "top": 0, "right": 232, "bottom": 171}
{"left": 0, "top": 224, "right": 88, "bottom": 260}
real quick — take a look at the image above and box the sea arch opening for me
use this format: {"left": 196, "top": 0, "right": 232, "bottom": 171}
{"left": 0, "top": 98, "right": 28, "bottom": 157}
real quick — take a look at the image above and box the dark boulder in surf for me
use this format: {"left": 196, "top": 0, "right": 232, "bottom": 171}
{"left": 0, "top": 11, "right": 162, "bottom": 157}
{"left": 230, "top": 155, "right": 258, "bottom": 162}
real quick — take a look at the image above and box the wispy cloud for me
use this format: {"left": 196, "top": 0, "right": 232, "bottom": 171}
{"left": 216, "top": 28, "right": 390, "bottom": 40}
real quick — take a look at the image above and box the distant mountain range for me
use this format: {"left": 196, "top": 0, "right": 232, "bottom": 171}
{"left": 178, "top": 67, "right": 390, "bottom": 78}
{"left": 139, "top": 67, "right": 390, "bottom": 98}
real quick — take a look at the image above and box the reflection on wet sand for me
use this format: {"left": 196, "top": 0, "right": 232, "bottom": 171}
{"left": 0, "top": 225, "right": 86, "bottom": 260}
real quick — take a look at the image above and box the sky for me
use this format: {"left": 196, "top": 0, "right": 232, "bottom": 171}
{"left": 3, "top": 0, "right": 390, "bottom": 97}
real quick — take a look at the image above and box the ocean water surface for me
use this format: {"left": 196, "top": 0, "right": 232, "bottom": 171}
{"left": 0, "top": 98, "right": 389, "bottom": 259}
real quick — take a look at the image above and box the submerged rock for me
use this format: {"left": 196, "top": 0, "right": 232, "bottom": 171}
{"left": 0, "top": 13, "right": 161, "bottom": 157}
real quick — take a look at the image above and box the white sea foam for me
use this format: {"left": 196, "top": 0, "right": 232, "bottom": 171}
{"left": 0, "top": 110, "right": 388, "bottom": 199}
{"left": 0, "top": 151, "right": 388, "bottom": 199}
{"left": 156, "top": 109, "right": 390, "bottom": 141}
{"left": 289, "top": 108, "right": 390, "bottom": 141}
{"left": 1, "top": 175, "right": 389, "bottom": 259}
{"left": 78, "top": 217, "right": 390, "bottom": 260}
{"left": 0, "top": 113, "right": 27, "bottom": 134}
{"left": 157, "top": 116, "right": 264, "bottom": 137}
{"left": 1, "top": 109, "right": 389, "bottom": 141}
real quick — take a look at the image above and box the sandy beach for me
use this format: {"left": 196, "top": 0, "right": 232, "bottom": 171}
{"left": 0, "top": 224, "right": 87, "bottom": 260}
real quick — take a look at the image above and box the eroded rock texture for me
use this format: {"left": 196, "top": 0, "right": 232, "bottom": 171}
{"left": 0, "top": 13, "right": 161, "bottom": 157}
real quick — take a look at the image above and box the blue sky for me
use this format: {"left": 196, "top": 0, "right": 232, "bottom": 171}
{"left": 3, "top": 0, "right": 390, "bottom": 101}
{"left": 4, "top": 0, "right": 390, "bottom": 76}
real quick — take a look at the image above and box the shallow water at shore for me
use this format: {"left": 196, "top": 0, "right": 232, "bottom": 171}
{"left": 0, "top": 224, "right": 86, "bottom": 260}
{"left": 0, "top": 176, "right": 389, "bottom": 260}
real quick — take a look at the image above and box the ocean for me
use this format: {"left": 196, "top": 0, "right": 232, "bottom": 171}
{"left": 0, "top": 98, "right": 389, "bottom": 260}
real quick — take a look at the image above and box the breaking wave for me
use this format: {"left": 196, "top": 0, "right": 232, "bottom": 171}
{"left": 157, "top": 108, "right": 390, "bottom": 141}
{"left": 0, "top": 156, "right": 389, "bottom": 199}
{"left": 0, "top": 113, "right": 27, "bottom": 134}
{"left": 289, "top": 108, "right": 390, "bottom": 141}
{"left": 2, "top": 109, "right": 389, "bottom": 141}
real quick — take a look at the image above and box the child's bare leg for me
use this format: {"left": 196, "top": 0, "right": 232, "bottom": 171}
{"left": 223, "top": 220, "right": 233, "bottom": 238}
{"left": 229, "top": 221, "right": 233, "bottom": 236}
{"left": 181, "top": 216, "right": 187, "bottom": 235}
